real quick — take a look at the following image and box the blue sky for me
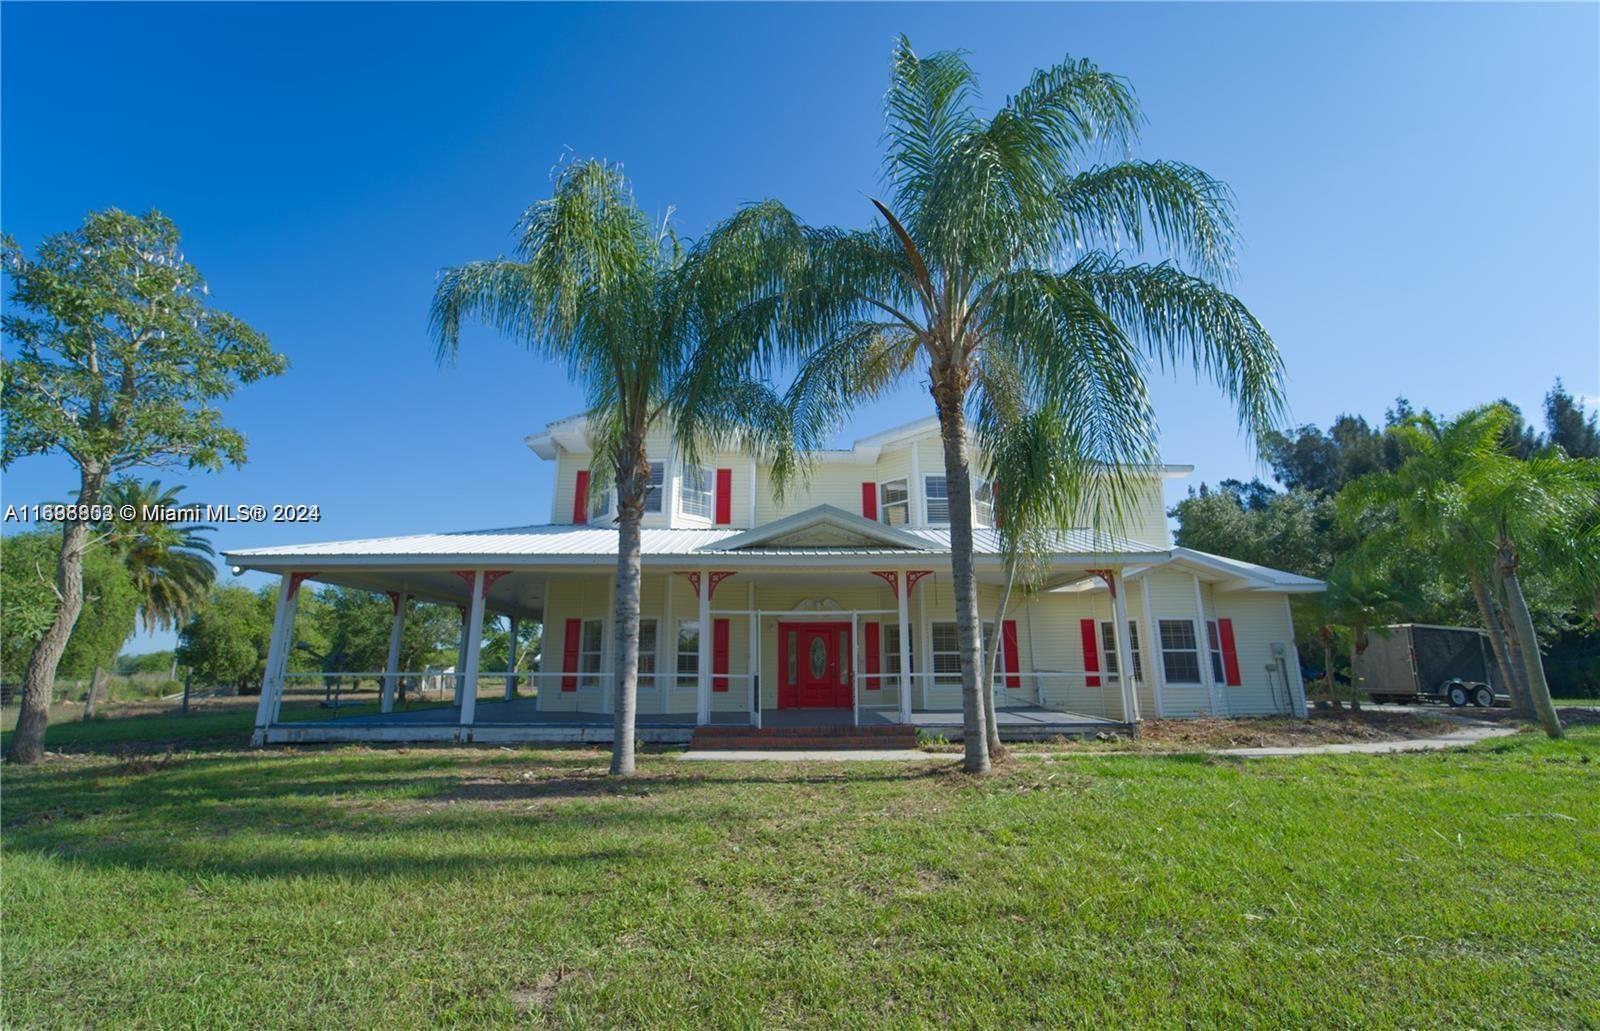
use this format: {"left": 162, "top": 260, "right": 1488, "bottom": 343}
{"left": 3, "top": 3, "right": 1596, "bottom": 653}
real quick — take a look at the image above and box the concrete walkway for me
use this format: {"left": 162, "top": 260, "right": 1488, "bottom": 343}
{"left": 677, "top": 719, "right": 1521, "bottom": 762}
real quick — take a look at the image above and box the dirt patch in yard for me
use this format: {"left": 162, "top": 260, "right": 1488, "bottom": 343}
{"left": 1005, "top": 710, "right": 1458, "bottom": 752}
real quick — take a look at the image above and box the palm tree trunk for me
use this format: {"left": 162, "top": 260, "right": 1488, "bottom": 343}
{"left": 981, "top": 563, "right": 1017, "bottom": 756}
{"left": 1496, "top": 577, "right": 1537, "bottom": 720}
{"left": 1498, "top": 541, "right": 1563, "bottom": 739}
{"left": 9, "top": 466, "right": 103, "bottom": 764}
{"left": 609, "top": 441, "right": 648, "bottom": 776}
{"left": 932, "top": 375, "right": 991, "bottom": 774}
{"left": 1470, "top": 572, "right": 1523, "bottom": 715}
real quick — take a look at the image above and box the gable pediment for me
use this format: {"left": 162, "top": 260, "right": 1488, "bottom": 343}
{"left": 708, "top": 505, "right": 932, "bottom": 552}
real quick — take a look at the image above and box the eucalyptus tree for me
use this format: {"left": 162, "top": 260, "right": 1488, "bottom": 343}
{"left": 702, "top": 38, "right": 1283, "bottom": 772}
{"left": 96, "top": 479, "right": 218, "bottom": 633}
{"left": 432, "top": 159, "right": 789, "bottom": 776}
{"left": 1, "top": 211, "right": 286, "bottom": 764}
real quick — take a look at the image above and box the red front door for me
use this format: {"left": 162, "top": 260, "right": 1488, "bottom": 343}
{"left": 778, "top": 622, "right": 853, "bottom": 709}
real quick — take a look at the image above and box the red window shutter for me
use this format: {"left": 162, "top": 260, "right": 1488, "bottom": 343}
{"left": 1219, "top": 618, "right": 1242, "bottom": 686}
{"left": 561, "top": 618, "right": 581, "bottom": 691}
{"left": 863, "top": 622, "right": 881, "bottom": 690}
{"left": 712, "top": 618, "right": 730, "bottom": 691}
{"left": 1080, "top": 619, "right": 1101, "bottom": 687}
{"left": 1002, "top": 619, "right": 1021, "bottom": 689}
{"left": 572, "top": 470, "right": 590, "bottom": 525}
{"left": 861, "top": 482, "right": 878, "bottom": 520}
{"left": 715, "top": 468, "right": 733, "bottom": 525}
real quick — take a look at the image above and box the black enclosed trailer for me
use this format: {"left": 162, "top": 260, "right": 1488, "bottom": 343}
{"left": 1352, "top": 624, "right": 1506, "bottom": 707}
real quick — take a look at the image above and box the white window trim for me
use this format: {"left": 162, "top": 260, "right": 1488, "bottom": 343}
{"left": 1206, "top": 619, "right": 1226, "bottom": 685}
{"left": 1159, "top": 619, "right": 1203, "bottom": 685}
{"left": 679, "top": 463, "right": 714, "bottom": 522}
{"left": 637, "top": 618, "right": 658, "bottom": 689}
{"left": 879, "top": 478, "right": 910, "bottom": 527}
{"left": 579, "top": 619, "right": 604, "bottom": 690}
{"left": 923, "top": 475, "right": 950, "bottom": 525}
{"left": 1101, "top": 620, "right": 1142, "bottom": 682}
{"left": 675, "top": 619, "right": 700, "bottom": 688}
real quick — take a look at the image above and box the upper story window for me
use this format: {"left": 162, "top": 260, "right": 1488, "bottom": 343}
{"left": 589, "top": 461, "right": 665, "bottom": 520}
{"left": 879, "top": 479, "right": 910, "bottom": 526}
{"left": 680, "top": 464, "right": 714, "bottom": 520}
{"left": 974, "top": 479, "right": 994, "bottom": 526}
{"left": 924, "top": 475, "right": 949, "bottom": 524}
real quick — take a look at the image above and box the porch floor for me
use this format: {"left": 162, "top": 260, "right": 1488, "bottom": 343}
{"left": 268, "top": 698, "right": 1127, "bottom": 744}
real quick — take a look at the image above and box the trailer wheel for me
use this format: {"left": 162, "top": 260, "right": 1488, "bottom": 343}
{"left": 1447, "top": 683, "right": 1470, "bottom": 707}
{"left": 1472, "top": 685, "right": 1493, "bottom": 708}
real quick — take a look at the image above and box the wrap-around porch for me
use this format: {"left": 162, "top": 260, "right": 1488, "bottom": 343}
{"left": 250, "top": 562, "right": 1163, "bottom": 746}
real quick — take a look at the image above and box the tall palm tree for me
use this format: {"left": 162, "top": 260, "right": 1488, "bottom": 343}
{"left": 431, "top": 159, "right": 788, "bottom": 775}
{"left": 1345, "top": 405, "right": 1600, "bottom": 738}
{"left": 702, "top": 38, "right": 1283, "bottom": 771}
{"left": 95, "top": 479, "right": 218, "bottom": 632}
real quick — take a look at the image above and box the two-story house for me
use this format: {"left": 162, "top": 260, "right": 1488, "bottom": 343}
{"left": 230, "top": 415, "right": 1319, "bottom": 746}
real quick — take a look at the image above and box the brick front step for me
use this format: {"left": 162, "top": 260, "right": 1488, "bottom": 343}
{"left": 689, "top": 725, "right": 920, "bottom": 751}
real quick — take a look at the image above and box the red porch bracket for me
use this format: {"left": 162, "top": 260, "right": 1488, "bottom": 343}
{"left": 679, "top": 570, "right": 737, "bottom": 600}
{"left": 385, "top": 590, "right": 403, "bottom": 614}
{"left": 871, "top": 570, "right": 934, "bottom": 598}
{"left": 1086, "top": 568, "right": 1117, "bottom": 597}
{"left": 287, "top": 571, "right": 319, "bottom": 599}
{"left": 905, "top": 570, "right": 934, "bottom": 596}
{"left": 451, "top": 569, "right": 512, "bottom": 598}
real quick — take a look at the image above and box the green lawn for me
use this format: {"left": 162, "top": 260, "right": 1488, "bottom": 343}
{"left": 4, "top": 729, "right": 1597, "bottom": 1027}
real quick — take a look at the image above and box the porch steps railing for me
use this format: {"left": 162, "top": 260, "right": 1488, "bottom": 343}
{"left": 688, "top": 723, "right": 919, "bottom": 751}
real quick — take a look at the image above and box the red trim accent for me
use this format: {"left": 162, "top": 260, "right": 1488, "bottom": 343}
{"left": 561, "top": 618, "right": 581, "bottom": 691}
{"left": 715, "top": 469, "right": 733, "bottom": 525}
{"left": 573, "top": 470, "right": 590, "bottom": 524}
{"left": 863, "top": 622, "right": 881, "bottom": 689}
{"left": 712, "top": 618, "right": 730, "bottom": 691}
{"left": 287, "top": 572, "right": 318, "bottom": 598}
{"left": 870, "top": 570, "right": 900, "bottom": 597}
{"left": 861, "top": 482, "right": 878, "bottom": 521}
{"left": 776, "top": 621, "right": 853, "bottom": 709}
{"left": 905, "top": 570, "right": 934, "bottom": 596}
{"left": 707, "top": 571, "right": 737, "bottom": 600}
{"left": 1080, "top": 619, "right": 1101, "bottom": 687}
{"left": 1087, "top": 569, "right": 1117, "bottom": 597}
{"left": 480, "top": 570, "right": 511, "bottom": 597}
{"left": 680, "top": 571, "right": 701, "bottom": 597}
{"left": 1219, "top": 618, "right": 1242, "bottom": 686}
{"left": 385, "top": 591, "right": 402, "bottom": 614}
{"left": 1002, "top": 620, "right": 1021, "bottom": 689}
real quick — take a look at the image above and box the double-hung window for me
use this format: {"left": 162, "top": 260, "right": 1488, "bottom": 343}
{"left": 1158, "top": 619, "right": 1202, "bottom": 684}
{"left": 1100, "top": 621, "right": 1143, "bottom": 681}
{"left": 879, "top": 478, "right": 910, "bottom": 526}
{"left": 591, "top": 461, "right": 664, "bottom": 519}
{"left": 924, "top": 475, "right": 949, "bottom": 524}
{"left": 931, "top": 621, "right": 995, "bottom": 687}
{"left": 637, "top": 618, "right": 658, "bottom": 689}
{"left": 579, "top": 619, "right": 604, "bottom": 689}
{"left": 882, "top": 624, "right": 905, "bottom": 678}
{"left": 642, "top": 462, "right": 665, "bottom": 514}
{"left": 680, "top": 464, "right": 713, "bottom": 519}
{"left": 675, "top": 620, "right": 700, "bottom": 688}
{"left": 974, "top": 479, "right": 995, "bottom": 526}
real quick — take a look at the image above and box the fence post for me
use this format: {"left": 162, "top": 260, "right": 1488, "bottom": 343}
{"left": 181, "top": 671, "right": 193, "bottom": 714}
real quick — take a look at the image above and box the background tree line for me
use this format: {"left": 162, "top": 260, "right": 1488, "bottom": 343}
{"left": 1172, "top": 380, "right": 1600, "bottom": 703}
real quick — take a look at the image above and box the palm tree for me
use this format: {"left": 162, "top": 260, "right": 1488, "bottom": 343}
{"left": 96, "top": 479, "right": 218, "bottom": 633}
{"left": 1345, "top": 405, "right": 1600, "bottom": 738}
{"left": 431, "top": 159, "right": 788, "bottom": 775}
{"left": 702, "top": 38, "right": 1283, "bottom": 772}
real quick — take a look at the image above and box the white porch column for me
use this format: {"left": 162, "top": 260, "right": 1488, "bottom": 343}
{"left": 453, "top": 609, "right": 469, "bottom": 706}
{"left": 505, "top": 616, "right": 519, "bottom": 701}
{"left": 381, "top": 592, "right": 408, "bottom": 713}
{"left": 696, "top": 568, "right": 712, "bottom": 725}
{"left": 1193, "top": 574, "right": 1217, "bottom": 715}
{"left": 459, "top": 570, "right": 487, "bottom": 731}
{"left": 1110, "top": 570, "right": 1140, "bottom": 723}
{"left": 1138, "top": 575, "right": 1166, "bottom": 718}
{"left": 896, "top": 571, "right": 913, "bottom": 723}
{"left": 660, "top": 572, "right": 674, "bottom": 714}
{"left": 746, "top": 580, "right": 759, "bottom": 725}
{"left": 251, "top": 574, "right": 297, "bottom": 746}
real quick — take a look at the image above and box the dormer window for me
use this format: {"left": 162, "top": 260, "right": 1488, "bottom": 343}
{"left": 680, "top": 464, "right": 714, "bottom": 520}
{"left": 878, "top": 479, "right": 910, "bottom": 526}
{"left": 590, "top": 461, "right": 665, "bottom": 520}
